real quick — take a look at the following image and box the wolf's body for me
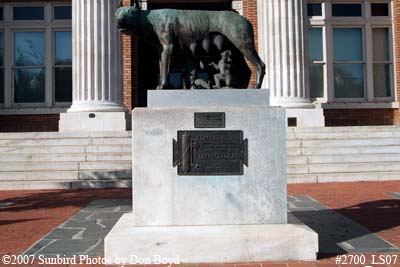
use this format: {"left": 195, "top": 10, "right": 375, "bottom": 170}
{"left": 116, "top": 5, "right": 265, "bottom": 89}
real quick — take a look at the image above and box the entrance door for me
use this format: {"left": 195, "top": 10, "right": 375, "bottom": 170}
{"left": 137, "top": 1, "right": 246, "bottom": 107}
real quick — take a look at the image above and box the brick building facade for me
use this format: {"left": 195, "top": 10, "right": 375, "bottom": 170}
{"left": 0, "top": 0, "right": 399, "bottom": 131}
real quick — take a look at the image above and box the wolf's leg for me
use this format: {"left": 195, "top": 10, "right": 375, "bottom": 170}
{"left": 158, "top": 44, "right": 174, "bottom": 89}
{"left": 240, "top": 45, "right": 266, "bottom": 89}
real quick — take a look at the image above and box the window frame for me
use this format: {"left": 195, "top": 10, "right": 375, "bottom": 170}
{"left": 0, "top": 30, "right": 4, "bottom": 107}
{"left": 0, "top": 3, "right": 72, "bottom": 112}
{"left": 307, "top": 0, "right": 395, "bottom": 104}
{"left": 12, "top": 4, "right": 46, "bottom": 22}
{"left": 371, "top": 25, "right": 394, "bottom": 101}
{"left": 52, "top": 28, "right": 72, "bottom": 105}
{"left": 52, "top": 4, "right": 72, "bottom": 22}
{"left": 332, "top": 26, "right": 366, "bottom": 102}
{"left": 308, "top": 27, "right": 327, "bottom": 100}
{"left": 11, "top": 29, "right": 47, "bottom": 107}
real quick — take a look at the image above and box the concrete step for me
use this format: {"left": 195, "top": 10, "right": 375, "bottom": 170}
{"left": 292, "top": 146, "right": 400, "bottom": 156}
{"left": 288, "top": 162, "right": 400, "bottom": 174}
{"left": 0, "top": 131, "right": 131, "bottom": 140}
{"left": 307, "top": 153, "right": 400, "bottom": 164}
{"left": 288, "top": 171, "right": 400, "bottom": 184}
{"left": 301, "top": 138, "right": 400, "bottom": 148}
{"left": 288, "top": 125, "right": 400, "bottom": 133}
{"left": 290, "top": 131, "right": 398, "bottom": 140}
{"left": 0, "top": 145, "right": 132, "bottom": 154}
{"left": 287, "top": 153, "right": 400, "bottom": 165}
{"left": 0, "top": 153, "right": 132, "bottom": 163}
{"left": 0, "top": 179, "right": 132, "bottom": 190}
{"left": 0, "top": 170, "right": 131, "bottom": 182}
{"left": 0, "top": 162, "right": 79, "bottom": 172}
{"left": 0, "top": 137, "right": 131, "bottom": 147}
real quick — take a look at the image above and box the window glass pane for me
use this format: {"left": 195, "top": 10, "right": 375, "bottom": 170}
{"left": 55, "top": 31, "right": 72, "bottom": 65}
{"left": 310, "top": 64, "right": 324, "bottom": 98}
{"left": 55, "top": 67, "right": 72, "bottom": 102}
{"left": 0, "top": 69, "right": 3, "bottom": 103}
{"left": 308, "top": 28, "right": 323, "bottom": 61}
{"left": 371, "top": 3, "right": 389, "bottom": 16}
{"left": 0, "top": 32, "right": 3, "bottom": 66}
{"left": 14, "top": 32, "right": 45, "bottom": 66}
{"left": 13, "top": 6, "right": 44, "bottom": 20}
{"left": 373, "top": 28, "right": 390, "bottom": 61}
{"left": 54, "top": 6, "right": 72, "bottom": 20}
{"left": 334, "top": 28, "right": 363, "bottom": 61}
{"left": 14, "top": 68, "right": 45, "bottom": 103}
{"left": 332, "top": 4, "right": 362, "bottom": 17}
{"left": 374, "top": 63, "right": 391, "bottom": 97}
{"left": 0, "top": 7, "right": 3, "bottom": 21}
{"left": 307, "top": 3, "right": 322, "bottom": 16}
{"left": 334, "top": 64, "right": 364, "bottom": 98}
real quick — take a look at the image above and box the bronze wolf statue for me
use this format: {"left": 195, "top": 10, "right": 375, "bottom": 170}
{"left": 116, "top": 0, "right": 265, "bottom": 89}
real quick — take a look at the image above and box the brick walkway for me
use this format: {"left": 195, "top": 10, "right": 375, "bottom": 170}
{"left": 0, "top": 181, "right": 399, "bottom": 267}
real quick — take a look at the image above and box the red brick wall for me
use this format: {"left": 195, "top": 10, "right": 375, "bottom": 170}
{"left": 394, "top": 0, "right": 400, "bottom": 101}
{"left": 0, "top": 115, "right": 59, "bottom": 132}
{"left": 242, "top": 0, "right": 259, "bottom": 88}
{"left": 324, "top": 109, "right": 400, "bottom": 126}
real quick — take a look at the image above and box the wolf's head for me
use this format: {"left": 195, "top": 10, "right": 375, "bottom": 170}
{"left": 116, "top": 0, "right": 142, "bottom": 34}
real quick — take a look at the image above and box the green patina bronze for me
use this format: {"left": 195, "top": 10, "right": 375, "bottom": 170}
{"left": 116, "top": 0, "right": 265, "bottom": 89}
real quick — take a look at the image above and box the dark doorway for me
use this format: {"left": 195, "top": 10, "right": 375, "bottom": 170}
{"left": 137, "top": 1, "right": 243, "bottom": 107}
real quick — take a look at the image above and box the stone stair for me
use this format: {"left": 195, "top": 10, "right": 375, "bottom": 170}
{"left": 0, "top": 132, "right": 132, "bottom": 189}
{"left": 1, "top": 126, "right": 400, "bottom": 189}
{"left": 287, "top": 125, "right": 400, "bottom": 183}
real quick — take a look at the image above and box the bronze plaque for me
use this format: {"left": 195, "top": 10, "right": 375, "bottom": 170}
{"left": 173, "top": 131, "right": 248, "bottom": 175}
{"left": 194, "top": 112, "right": 225, "bottom": 128}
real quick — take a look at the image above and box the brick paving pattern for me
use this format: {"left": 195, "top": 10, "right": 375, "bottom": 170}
{"left": 0, "top": 181, "right": 399, "bottom": 267}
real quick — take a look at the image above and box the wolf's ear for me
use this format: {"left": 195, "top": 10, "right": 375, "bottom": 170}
{"left": 133, "top": 0, "right": 142, "bottom": 10}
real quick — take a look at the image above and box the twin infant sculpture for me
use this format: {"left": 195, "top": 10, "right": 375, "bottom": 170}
{"left": 116, "top": 0, "right": 265, "bottom": 89}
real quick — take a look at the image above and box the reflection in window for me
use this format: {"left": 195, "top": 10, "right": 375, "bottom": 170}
{"left": 54, "top": 31, "right": 72, "bottom": 102}
{"left": 0, "top": 32, "right": 3, "bottom": 104}
{"left": 14, "top": 32, "right": 45, "bottom": 66}
{"left": 54, "top": 6, "right": 72, "bottom": 20}
{"left": 308, "top": 28, "right": 324, "bottom": 98}
{"left": 13, "top": 6, "right": 44, "bottom": 20}
{"left": 14, "top": 68, "right": 45, "bottom": 103}
{"left": 14, "top": 31, "right": 45, "bottom": 103}
{"left": 371, "top": 3, "right": 389, "bottom": 16}
{"left": 307, "top": 3, "right": 322, "bottom": 16}
{"left": 334, "top": 64, "right": 364, "bottom": 98}
{"left": 332, "top": 4, "right": 362, "bottom": 17}
{"left": 373, "top": 28, "right": 390, "bottom": 61}
{"left": 334, "top": 28, "right": 363, "bottom": 61}
{"left": 373, "top": 28, "right": 391, "bottom": 97}
{"left": 334, "top": 28, "right": 364, "bottom": 98}
{"left": 309, "top": 28, "right": 323, "bottom": 61}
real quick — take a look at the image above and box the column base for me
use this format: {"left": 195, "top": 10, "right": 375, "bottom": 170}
{"left": 104, "top": 213, "right": 318, "bottom": 263}
{"left": 59, "top": 112, "right": 127, "bottom": 132}
{"left": 271, "top": 97, "right": 315, "bottom": 109}
{"left": 286, "top": 108, "right": 325, "bottom": 127}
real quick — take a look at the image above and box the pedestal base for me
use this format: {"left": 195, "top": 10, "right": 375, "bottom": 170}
{"left": 105, "top": 214, "right": 318, "bottom": 263}
{"left": 286, "top": 108, "right": 325, "bottom": 127}
{"left": 59, "top": 112, "right": 127, "bottom": 132}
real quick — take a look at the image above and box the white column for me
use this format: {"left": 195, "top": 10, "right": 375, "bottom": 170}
{"left": 258, "top": 0, "right": 325, "bottom": 126}
{"left": 258, "top": 0, "right": 313, "bottom": 108}
{"left": 60, "top": 0, "right": 127, "bottom": 131}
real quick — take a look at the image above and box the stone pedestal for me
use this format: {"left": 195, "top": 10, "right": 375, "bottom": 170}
{"left": 105, "top": 90, "right": 318, "bottom": 263}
